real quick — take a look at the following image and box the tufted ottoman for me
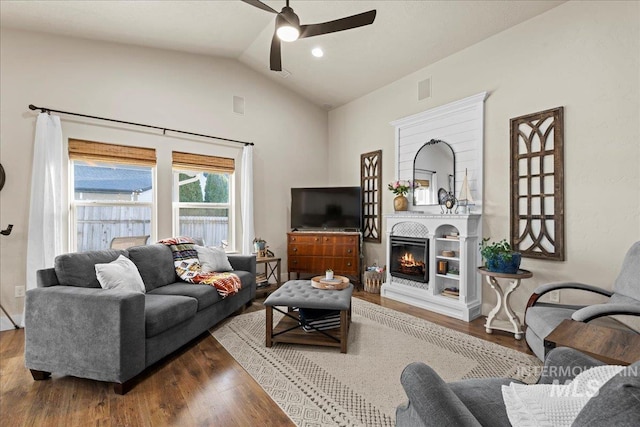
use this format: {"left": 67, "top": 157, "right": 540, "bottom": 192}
{"left": 263, "top": 279, "right": 353, "bottom": 353}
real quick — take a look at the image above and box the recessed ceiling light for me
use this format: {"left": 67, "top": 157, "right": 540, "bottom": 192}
{"left": 311, "top": 47, "right": 324, "bottom": 58}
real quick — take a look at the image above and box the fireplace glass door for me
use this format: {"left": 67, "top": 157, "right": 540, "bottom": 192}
{"left": 390, "top": 236, "right": 429, "bottom": 283}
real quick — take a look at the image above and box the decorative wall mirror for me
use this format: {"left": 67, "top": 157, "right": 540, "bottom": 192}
{"left": 412, "top": 139, "right": 455, "bottom": 206}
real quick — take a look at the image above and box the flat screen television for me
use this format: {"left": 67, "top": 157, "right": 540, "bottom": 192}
{"left": 291, "top": 187, "right": 362, "bottom": 230}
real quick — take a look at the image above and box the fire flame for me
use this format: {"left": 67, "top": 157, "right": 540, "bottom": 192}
{"left": 400, "top": 252, "right": 423, "bottom": 267}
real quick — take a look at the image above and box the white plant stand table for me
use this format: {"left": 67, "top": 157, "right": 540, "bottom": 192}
{"left": 478, "top": 267, "right": 533, "bottom": 340}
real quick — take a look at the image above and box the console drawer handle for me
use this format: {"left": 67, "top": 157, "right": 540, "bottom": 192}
{"left": 347, "top": 249, "right": 352, "bottom": 254}
{"left": 347, "top": 262, "right": 352, "bottom": 267}
{"left": 293, "top": 248, "right": 297, "bottom": 252}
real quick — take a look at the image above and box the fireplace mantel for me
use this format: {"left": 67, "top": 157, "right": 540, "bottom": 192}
{"left": 383, "top": 213, "right": 482, "bottom": 321}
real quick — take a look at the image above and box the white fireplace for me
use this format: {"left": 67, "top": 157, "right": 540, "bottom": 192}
{"left": 383, "top": 93, "right": 487, "bottom": 321}
{"left": 383, "top": 213, "right": 481, "bottom": 321}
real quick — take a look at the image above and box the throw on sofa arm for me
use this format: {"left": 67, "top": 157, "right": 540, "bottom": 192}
{"left": 25, "top": 284, "right": 146, "bottom": 389}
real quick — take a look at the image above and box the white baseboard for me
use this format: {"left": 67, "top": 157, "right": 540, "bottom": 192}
{"left": 1, "top": 313, "right": 23, "bottom": 331}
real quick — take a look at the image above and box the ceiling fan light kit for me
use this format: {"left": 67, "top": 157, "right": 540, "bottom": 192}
{"left": 276, "top": 7, "right": 300, "bottom": 42}
{"left": 242, "top": 0, "right": 376, "bottom": 71}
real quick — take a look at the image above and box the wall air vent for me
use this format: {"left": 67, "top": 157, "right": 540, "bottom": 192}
{"left": 418, "top": 77, "right": 432, "bottom": 100}
{"left": 233, "top": 96, "right": 245, "bottom": 115}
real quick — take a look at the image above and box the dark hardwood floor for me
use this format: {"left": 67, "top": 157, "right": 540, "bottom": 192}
{"left": 0, "top": 291, "right": 533, "bottom": 426}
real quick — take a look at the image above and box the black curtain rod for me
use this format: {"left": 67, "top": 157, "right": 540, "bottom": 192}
{"left": 28, "top": 104, "right": 254, "bottom": 146}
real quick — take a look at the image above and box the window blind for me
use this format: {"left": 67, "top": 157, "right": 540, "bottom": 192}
{"left": 172, "top": 151, "right": 235, "bottom": 173}
{"left": 69, "top": 139, "right": 156, "bottom": 166}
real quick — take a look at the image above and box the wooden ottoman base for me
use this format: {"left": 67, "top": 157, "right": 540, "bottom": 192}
{"left": 264, "top": 279, "right": 353, "bottom": 353}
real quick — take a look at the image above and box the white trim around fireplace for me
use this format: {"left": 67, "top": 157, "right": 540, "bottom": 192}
{"left": 383, "top": 213, "right": 482, "bottom": 321}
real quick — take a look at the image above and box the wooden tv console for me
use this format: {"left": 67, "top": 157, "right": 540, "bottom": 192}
{"left": 287, "top": 231, "right": 361, "bottom": 284}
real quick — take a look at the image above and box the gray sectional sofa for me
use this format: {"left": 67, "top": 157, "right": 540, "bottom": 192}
{"left": 24, "top": 244, "right": 256, "bottom": 394}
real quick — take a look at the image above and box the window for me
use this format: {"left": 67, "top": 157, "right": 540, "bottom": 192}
{"left": 172, "top": 151, "right": 234, "bottom": 249}
{"left": 69, "top": 139, "right": 156, "bottom": 252}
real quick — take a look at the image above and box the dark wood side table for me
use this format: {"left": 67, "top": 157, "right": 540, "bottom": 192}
{"left": 544, "top": 319, "right": 640, "bottom": 365}
{"left": 255, "top": 256, "right": 281, "bottom": 298}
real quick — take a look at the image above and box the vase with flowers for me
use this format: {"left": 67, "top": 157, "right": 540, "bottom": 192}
{"left": 388, "top": 180, "right": 419, "bottom": 211}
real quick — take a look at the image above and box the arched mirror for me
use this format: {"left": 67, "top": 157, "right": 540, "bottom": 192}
{"left": 413, "top": 139, "right": 455, "bottom": 206}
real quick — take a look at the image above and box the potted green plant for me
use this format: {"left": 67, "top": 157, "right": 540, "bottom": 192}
{"left": 480, "top": 238, "right": 522, "bottom": 274}
{"left": 253, "top": 237, "right": 266, "bottom": 253}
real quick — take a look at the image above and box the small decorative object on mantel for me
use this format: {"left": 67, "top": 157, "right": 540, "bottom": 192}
{"left": 441, "top": 192, "right": 457, "bottom": 214}
{"left": 457, "top": 169, "right": 474, "bottom": 214}
{"left": 480, "top": 238, "right": 522, "bottom": 274}
{"left": 388, "top": 180, "right": 419, "bottom": 211}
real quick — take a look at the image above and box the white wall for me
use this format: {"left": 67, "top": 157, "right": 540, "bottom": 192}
{"left": 328, "top": 1, "right": 640, "bottom": 316}
{"left": 0, "top": 28, "right": 329, "bottom": 323}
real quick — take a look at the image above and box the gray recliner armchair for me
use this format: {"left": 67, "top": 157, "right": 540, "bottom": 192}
{"left": 396, "top": 347, "right": 640, "bottom": 427}
{"left": 525, "top": 241, "right": 640, "bottom": 360}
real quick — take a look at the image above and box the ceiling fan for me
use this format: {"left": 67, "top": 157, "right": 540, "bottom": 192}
{"left": 241, "top": 0, "right": 377, "bottom": 71}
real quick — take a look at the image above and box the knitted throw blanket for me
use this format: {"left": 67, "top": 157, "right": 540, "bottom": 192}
{"left": 159, "top": 237, "right": 241, "bottom": 298}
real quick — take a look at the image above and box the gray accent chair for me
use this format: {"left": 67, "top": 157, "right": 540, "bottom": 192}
{"left": 524, "top": 241, "right": 640, "bottom": 360}
{"left": 396, "top": 347, "right": 640, "bottom": 427}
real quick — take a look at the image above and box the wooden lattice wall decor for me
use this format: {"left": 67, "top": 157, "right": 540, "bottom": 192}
{"left": 361, "top": 150, "right": 382, "bottom": 243}
{"left": 510, "top": 107, "right": 565, "bottom": 261}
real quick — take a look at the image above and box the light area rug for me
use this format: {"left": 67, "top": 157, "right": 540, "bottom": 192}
{"left": 211, "top": 298, "right": 542, "bottom": 427}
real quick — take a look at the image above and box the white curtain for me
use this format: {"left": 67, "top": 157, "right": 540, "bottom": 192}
{"left": 241, "top": 144, "right": 255, "bottom": 255}
{"left": 25, "top": 114, "right": 64, "bottom": 299}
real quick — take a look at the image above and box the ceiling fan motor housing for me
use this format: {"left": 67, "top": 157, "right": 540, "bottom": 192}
{"left": 279, "top": 6, "right": 300, "bottom": 28}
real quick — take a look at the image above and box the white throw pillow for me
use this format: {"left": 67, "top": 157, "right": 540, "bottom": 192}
{"left": 502, "top": 365, "right": 625, "bottom": 427}
{"left": 95, "top": 255, "right": 146, "bottom": 293}
{"left": 194, "top": 245, "right": 233, "bottom": 273}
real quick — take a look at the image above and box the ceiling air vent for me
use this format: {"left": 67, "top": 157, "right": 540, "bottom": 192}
{"left": 276, "top": 68, "right": 292, "bottom": 78}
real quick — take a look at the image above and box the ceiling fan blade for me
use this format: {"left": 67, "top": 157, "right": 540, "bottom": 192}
{"left": 270, "top": 32, "right": 282, "bottom": 71}
{"left": 299, "top": 10, "right": 376, "bottom": 39}
{"left": 241, "top": 0, "right": 278, "bottom": 14}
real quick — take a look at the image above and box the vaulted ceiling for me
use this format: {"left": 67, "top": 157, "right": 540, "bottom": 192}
{"left": 0, "top": 0, "right": 565, "bottom": 109}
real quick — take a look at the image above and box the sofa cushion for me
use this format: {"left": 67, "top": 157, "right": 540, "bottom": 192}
{"left": 144, "top": 294, "right": 197, "bottom": 338}
{"left": 572, "top": 360, "right": 640, "bottom": 426}
{"left": 525, "top": 306, "right": 576, "bottom": 339}
{"left": 449, "top": 378, "right": 521, "bottom": 427}
{"left": 128, "top": 244, "right": 177, "bottom": 291}
{"left": 55, "top": 249, "right": 128, "bottom": 288}
{"left": 148, "top": 282, "right": 222, "bottom": 311}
